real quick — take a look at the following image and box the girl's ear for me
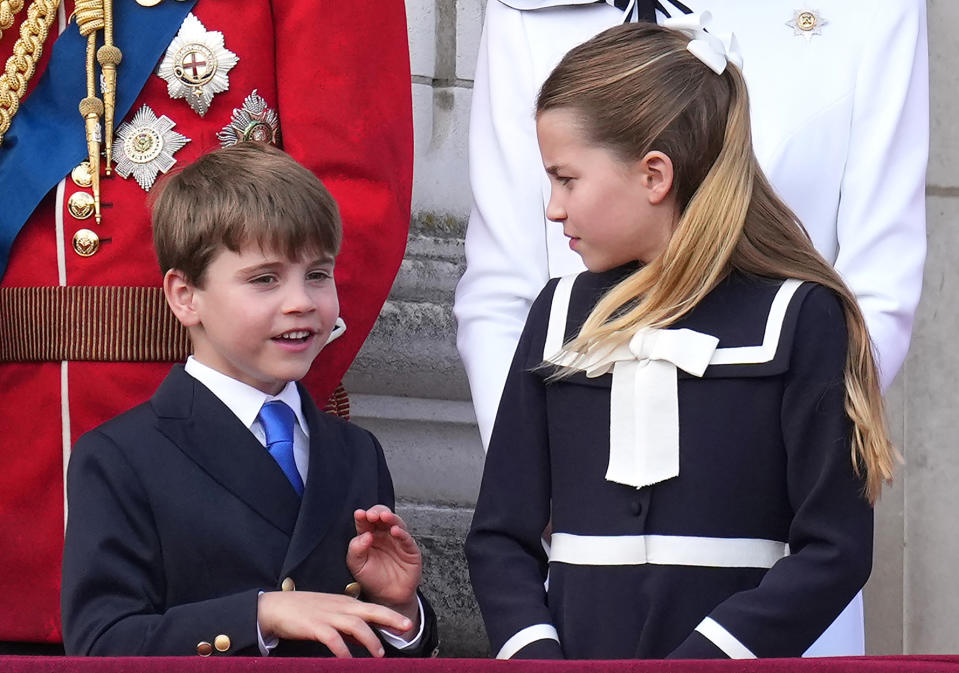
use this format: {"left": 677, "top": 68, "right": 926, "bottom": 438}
{"left": 162, "top": 269, "right": 201, "bottom": 327}
{"left": 638, "top": 151, "right": 675, "bottom": 205}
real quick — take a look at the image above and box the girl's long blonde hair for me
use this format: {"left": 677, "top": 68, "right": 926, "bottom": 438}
{"left": 538, "top": 22, "right": 895, "bottom": 503}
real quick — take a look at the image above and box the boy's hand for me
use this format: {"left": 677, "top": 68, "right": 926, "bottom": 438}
{"left": 257, "top": 591, "right": 412, "bottom": 658}
{"left": 347, "top": 505, "right": 422, "bottom": 633}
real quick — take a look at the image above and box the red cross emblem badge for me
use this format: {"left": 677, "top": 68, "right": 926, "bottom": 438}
{"left": 157, "top": 13, "right": 238, "bottom": 117}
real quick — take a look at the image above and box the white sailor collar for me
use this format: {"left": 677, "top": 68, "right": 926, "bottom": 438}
{"left": 541, "top": 272, "right": 809, "bottom": 489}
{"left": 543, "top": 272, "right": 810, "bottom": 384}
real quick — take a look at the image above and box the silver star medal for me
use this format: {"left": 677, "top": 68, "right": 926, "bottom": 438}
{"left": 157, "top": 13, "right": 238, "bottom": 117}
{"left": 114, "top": 105, "right": 190, "bottom": 191}
{"left": 217, "top": 89, "right": 280, "bottom": 147}
{"left": 786, "top": 9, "right": 828, "bottom": 41}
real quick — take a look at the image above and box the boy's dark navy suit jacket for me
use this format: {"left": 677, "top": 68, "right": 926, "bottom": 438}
{"left": 61, "top": 364, "right": 438, "bottom": 657}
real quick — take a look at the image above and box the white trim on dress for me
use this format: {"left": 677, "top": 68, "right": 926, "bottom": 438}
{"left": 549, "top": 533, "right": 788, "bottom": 569}
{"left": 497, "top": 623, "right": 560, "bottom": 659}
{"left": 695, "top": 616, "right": 757, "bottom": 659}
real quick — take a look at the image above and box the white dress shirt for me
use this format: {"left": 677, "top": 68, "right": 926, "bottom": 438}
{"left": 185, "top": 356, "right": 310, "bottom": 483}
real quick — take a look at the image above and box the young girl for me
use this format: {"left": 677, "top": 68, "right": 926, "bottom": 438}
{"left": 465, "top": 15, "right": 896, "bottom": 660}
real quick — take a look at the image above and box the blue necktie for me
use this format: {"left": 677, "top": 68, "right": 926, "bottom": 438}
{"left": 258, "top": 401, "right": 304, "bottom": 496}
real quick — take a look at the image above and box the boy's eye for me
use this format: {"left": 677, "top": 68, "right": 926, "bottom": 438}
{"left": 556, "top": 175, "right": 573, "bottom": 186}
{"left": 307, "top": 269, "right": 333, "bottom": 282}
{"left": 250, "top": 274, "right": 277, "bottom": 285}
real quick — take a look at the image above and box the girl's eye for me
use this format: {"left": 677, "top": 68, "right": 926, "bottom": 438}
{"left": 250, "top": 275, "right": 277, "bottom": 285}
{"left": 557, "top": 176, "right": 573, "bottom": 186}
{"left": 308, "top": 269, "right": 332, "bottom": 282}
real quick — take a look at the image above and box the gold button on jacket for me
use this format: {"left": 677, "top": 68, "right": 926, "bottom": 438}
{"left": 71, "top": 162, "right": 94, "bottom": 188}
{"left": 72, "top": 229, "right": 100, "bottom": 257}
{"left": 196, "top": 641, "right": 213, "bottom": 657}
{"left": 214, "top": 634, "right": 231, "bottom": 652}
{"left": 280, "top": 577, "right": 295, "bottom": 592}
{"left": 67, "top": 192, "right": 96, "bottom": 220}
{"left": 344, "top": 581, "right": 361, "bottom": 599}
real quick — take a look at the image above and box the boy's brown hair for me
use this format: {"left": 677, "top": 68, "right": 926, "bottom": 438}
{"left": 151, "top": 142, "right": 341, "bottom": 286}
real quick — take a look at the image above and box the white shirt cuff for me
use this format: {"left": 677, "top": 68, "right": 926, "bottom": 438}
{"left": 256, "top": 591, "right": 279, "bottom": 656}
{"left": 377, "top": 595, "right": 425, "bottom": 650}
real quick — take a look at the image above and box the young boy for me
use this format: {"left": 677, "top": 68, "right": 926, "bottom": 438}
{"left": 60, "top": 143, "right": 438, "bottom": 658}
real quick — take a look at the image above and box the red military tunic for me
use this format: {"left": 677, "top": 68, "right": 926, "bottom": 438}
{"left": 0, "top": 0, "right": 413, "bottom": 643}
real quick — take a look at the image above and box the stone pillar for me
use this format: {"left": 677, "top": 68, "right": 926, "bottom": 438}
{"left": 342, "top": 0, "right": 489, "bottom": 657}
{"left": 892, "top": 0, "right": 959, "bottom": 654}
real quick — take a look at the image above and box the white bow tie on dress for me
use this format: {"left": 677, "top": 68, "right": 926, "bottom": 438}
{"left": 662, "top": 11, "right": 743, "bottom": 75}
{"left": 548, "top": 327, "right": 719, "bottom": 489}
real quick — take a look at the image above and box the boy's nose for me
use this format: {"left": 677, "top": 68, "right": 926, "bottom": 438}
{"left": 282, "top": 281, "right": 316, "bottom": 313}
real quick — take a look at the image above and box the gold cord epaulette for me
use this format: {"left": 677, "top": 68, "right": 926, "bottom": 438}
{"left": 0, "top": 0, "right": 27, "bottom": 39}
{"left": 0, "top": 0, "right": 60, "bottom": 145}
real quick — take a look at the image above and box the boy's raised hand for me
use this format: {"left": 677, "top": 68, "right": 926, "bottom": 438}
{"left": 256, "top": 591, "right": 412, "bottom": 658}
{"left": 347, "top": 505, "right": 422, "bottom": 634}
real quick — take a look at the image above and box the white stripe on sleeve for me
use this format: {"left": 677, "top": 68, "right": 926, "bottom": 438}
{"left": 496, "top": 623, "right": 560, "bottom": 660}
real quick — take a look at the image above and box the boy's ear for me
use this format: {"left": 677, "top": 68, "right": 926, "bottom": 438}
{"left": 162, "top": 269, "right": 201, "bottom": 327}
{"left": 638, "top": 151, "right": 675, "bottom": 205}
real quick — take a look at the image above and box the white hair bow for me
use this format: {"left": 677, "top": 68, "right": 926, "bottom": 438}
{"left": 662, "top": 11, "right": 743, "bottom": 75}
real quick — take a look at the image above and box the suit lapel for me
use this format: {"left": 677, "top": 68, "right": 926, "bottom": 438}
{"left": 152, "top": 366, "right": 301, "bottom": 536}
{"left": 282, "top": 389, "right": 351, "bottom": 574}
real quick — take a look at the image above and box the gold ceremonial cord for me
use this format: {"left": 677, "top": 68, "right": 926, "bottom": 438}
{"left": 0, "top": 0, "right": 60, "bottom": 146}
{"left": 73, "top": 0, "right": 103, "bottom": 35}
{"left": 96, "top": 0, "right": 119, "bottom": 173}
{"left": 76, "top": 0, "right": 103, "bottom": 223}
{"left": 0, "top": 0, "right": 26, "bottom": 39}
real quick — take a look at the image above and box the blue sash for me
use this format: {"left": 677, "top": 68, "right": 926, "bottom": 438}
{"left": 0, "top": 0, "right": 198, "bottom": 279}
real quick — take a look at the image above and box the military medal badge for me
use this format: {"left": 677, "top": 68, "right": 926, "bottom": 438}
{"left": 786, "top": 8, "right": 828, "bottom": 40}
{"left": 114, "top": 105, "right": 191, "bottom": 191}
{"left": 218, "top": 90, "right": 280, "bottom": 147}
{"left": 157, "top": 13, "right": 238, "bottom": 117}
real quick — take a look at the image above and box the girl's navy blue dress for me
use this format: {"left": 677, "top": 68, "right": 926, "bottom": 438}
{"left": 466, "top": 266, "right": 873, "bottom": 660}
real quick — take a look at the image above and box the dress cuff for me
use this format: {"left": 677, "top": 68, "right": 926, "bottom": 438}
{"left": 497, "top": 623, "right": 560, "bottom": 659}
{"left": 668, "top": 617, "right": 753, "bottom": 659}
{"left": 694, "top": 617, "right": 756, "bottom": 658}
